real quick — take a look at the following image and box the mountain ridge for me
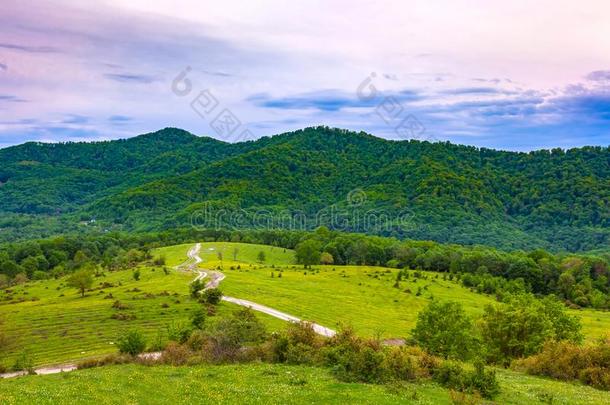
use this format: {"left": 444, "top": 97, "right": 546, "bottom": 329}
{"left": 0, "top": 126, "right": 608, "bottom": 251}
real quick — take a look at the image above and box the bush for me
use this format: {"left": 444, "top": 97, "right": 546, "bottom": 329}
{"left": 433, "top": 360, "right": 499, "bottom": 399}
{"left": 117, "top": 329, "right": 146, "bottom": 356}
{"left": 382, "top": 347, "right": 418, "bottom": 381}
{"left": 204, "top": 308, "right": 267, "bottom": 363}
{"left": 514, "top": 339, "right": 610, "bottom": 390}
{"left": 202, "top": 288, "right": 223, "bottom": 305}
{"left": 190, "top": 279, "right": 204, "bottom": 298}
{"left": 161, "top": 342, "right": 191, "bottom": 366}
{"left": 12, "top": 350, "right": 34, "bottom": 373}
{"left": 77, "top": 353, "right": 132, "bottom": 369}
{"left": 191, "top": 308, "right": 206, "bottom": 330}
{"left": 412, "top": 301, "right": 478, "bottom": 360}
{"left": 166, "top": 321, "right": 192, "bottom": 344}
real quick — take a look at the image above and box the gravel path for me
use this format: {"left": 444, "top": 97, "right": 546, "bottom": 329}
{"left": 187, "top": 244, "right": 336, "bottom": 337}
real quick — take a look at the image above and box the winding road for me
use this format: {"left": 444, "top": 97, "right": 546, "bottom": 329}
{"left": 184, "top": 243, "right": 336, "bottom": 337}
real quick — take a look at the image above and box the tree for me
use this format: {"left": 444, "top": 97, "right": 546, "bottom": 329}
{"left": 217, "top": 251, "right": 223, "bottom": 266}
{"left": 412, "top": 301, "right": 478, "bottom": 360}
{"left": 117, "top": 329, "right": 146, "bottom": 356}
{"left": 72, "top": 250, "right": 89, "bottom": 268}
{"left": 295, "top": 240, "right": 322, "bottom": 268}
{"left": 232, "top": 247, "right": 239, "bottom": 261}
{"left": 479, "top": 294, "right": 582, "bottom": 364}
{"left": 257, "top": 251, "right": 266, "bottom": 263}
{"left": 190, "top": 279, "right": 204, "bottom": 298}
{"left": 320, "top": 252, "right": 334, "bottom": 265}
{"left": 67, "top": 269, "right": 93, "bottom": 297}
{"left": 203, "top": 288, "right": 223, "bottom": 305}
{"left": 20, "top": 256, "right": 39, "bottom": 278}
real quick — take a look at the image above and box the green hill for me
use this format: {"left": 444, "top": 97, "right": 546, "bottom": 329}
{"left": 0, "top": 127, "right": 608, "bottom": 251}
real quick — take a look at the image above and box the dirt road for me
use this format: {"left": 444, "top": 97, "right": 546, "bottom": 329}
{"left": 188, "top": 244, "right": 336, "bottom": 337}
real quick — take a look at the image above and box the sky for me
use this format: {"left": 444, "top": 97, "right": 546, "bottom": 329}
{"left": 1, "top": 0, "right": 609, "bottom": 151}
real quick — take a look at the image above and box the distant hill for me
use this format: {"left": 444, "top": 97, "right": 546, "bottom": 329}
{"left": 0, "top": 127, "right": 608, "bottom": 251}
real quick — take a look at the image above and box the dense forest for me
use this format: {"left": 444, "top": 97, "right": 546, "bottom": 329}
{"left": 0, "top": 127, "right": 608, "bottom": 251}
{"left": 1, "top": 228, "right": 609, "bottom": 309}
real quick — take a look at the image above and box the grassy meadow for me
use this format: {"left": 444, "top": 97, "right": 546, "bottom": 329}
{"left": 1, "top": 363, "right": 610, "bottom": 405}
{"left": 2, "top": 241, "right": 609, "bottom": 369}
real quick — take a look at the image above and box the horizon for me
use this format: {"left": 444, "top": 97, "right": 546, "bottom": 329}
{"left": 1, "top": 0, "right": 610, "bottom": 151}
{"left": 2, "top": 125, "right": 609, "bottom": 154}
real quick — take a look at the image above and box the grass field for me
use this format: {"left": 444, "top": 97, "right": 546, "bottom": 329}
{"left": 1, "top": 363, "right": 609, "bottom": 405}
{"left": 155, "top": 242, "right": 610, "bottom": 341}
{"left": 157, "top": 242, "right": 296, "bottom": 268}
{"left": 1, "top": 241, "right": 608, "bottom": 370}
{"left": 0, "top": 242, "right": 290, "bottom": 367}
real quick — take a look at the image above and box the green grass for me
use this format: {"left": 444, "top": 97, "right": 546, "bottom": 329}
{"left": 0, "top": 262, "right": 284, "bottom": 367}
{"left": 1, "top": 241, "right": 608, "bottom": 370}
{"left": 1, "top": 363, "right": 609, "bottom": 405}
{"left": 155, "top": 242, "right": 296, "bottom": 268}
{"left": 219, "top": 264, "right": 494, "bottom": 338}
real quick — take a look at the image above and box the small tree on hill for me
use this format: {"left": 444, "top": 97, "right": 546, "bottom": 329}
{"left": 67, "top": 269, "right": 93, "bottom": 297}
{"left": 295, "top": 239, "right": 322, "bottom": 269}
{"left": 257, "top": 251, "right": 266, "bottom": 263}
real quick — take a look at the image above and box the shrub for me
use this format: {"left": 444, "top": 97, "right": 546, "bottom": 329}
{"left": 322, "top": 327, "right": 386, "bottom": 383}
{"left": 190, "top": 279, "right": 204, "bottom": 298}
{"left": 514, "top": 339, "right": 610, "bottom": 390}
{"left": 433, "top": 360, "right": 499, "bottom": 399}
{"left": 77, "top": 353, "right": 132, "bottom": 369}
{"left": 191, "top": 307, "right": 206, "bottom": 330}
{"left": 12, "top": 350, "right": 34, "bottom": 374}
{"left": 204, "top": 308, "right": 267, "bottom": 363}
{"left": 166, "top": 321, "right": 192, "bottom": 344}
{"left": 382, "top": 347, "right": 418, "bottom": 381}
{"left": 202, "top": 288, "right": 223, "bottom": 305}
{"left": 117, "top": 329, "right": 146, "bottom": 356}
{"left": 161, "top": 342, "right": 191, "bottom": 366}
{"left": 412, "top": 301, "right": 478, "bottom": 360}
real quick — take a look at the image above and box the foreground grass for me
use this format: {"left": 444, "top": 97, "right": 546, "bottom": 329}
{"left": 1, "top": 363, "right": 609, "bottom": 405}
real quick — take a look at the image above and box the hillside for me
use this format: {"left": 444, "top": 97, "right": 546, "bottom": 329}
{"left": 0, "top": 127, "right": 608, "bottom": 251}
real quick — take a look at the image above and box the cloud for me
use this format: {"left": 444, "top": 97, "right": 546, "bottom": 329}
{"left": 103, "top": 73, "right": 157, "bottom": 84}
{"left": 585, "top": 70, "right": 610, "bottom": 82}
{"left": 0, "top": 42, "right": 58, "bottom": 53}
{"left": 108, "top": 115, "right": 133, "bottom": 123}
{"left": 0, "top": 94, "right": 28, "bottom": 103}
{"left": 439, "top": 87, "right": 516, "bottom": 96}
{"left": 61, "top": 114, "right": 90, "bottom": 124}
{"left": 0, "top": 62, "right": 6, "bottom": 71}
{"left": 248, "top": 89, "right": 421, "bottom": 112}
{"left": 201, "top": 70, "right": 234, "bottom": 78}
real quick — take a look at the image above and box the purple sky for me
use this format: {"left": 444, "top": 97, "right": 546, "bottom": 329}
{"left": 1, "top": 0, "right": 609, "bottom": 150}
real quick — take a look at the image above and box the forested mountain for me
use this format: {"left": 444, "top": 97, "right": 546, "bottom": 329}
{"left": 0, "top": 127, "right": 608, "bottom": 251}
